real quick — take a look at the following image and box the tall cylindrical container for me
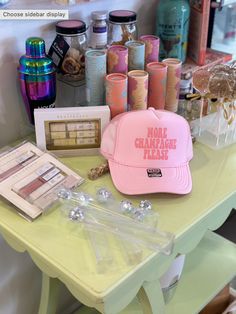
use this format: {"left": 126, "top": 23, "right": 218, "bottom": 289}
{"left": 162, "top": 58, "right": 182, "bottom": 112}
{"left": 107, "top": 45, "right": 128, "bottom": 74}
{"left": 156, "top": 0, "right": 190, "bottom": 62}
{"left": 146, "top": 62, "right": 167, "bottom": 110}
{"left": 139, "top": 35, "right": 160, "bottom": 66}
{"left": 106, "top": 73, "right": 127, "bottom": 118}
{"left": 128, "top": 70, "right": 149, "bottom": 110}
{"left": 85, "top": 50, "right": 107, "bottom": 106}
{"left": 125, "top": 40, "right": 145, "bottom": 71}
{"left": 18, "top": 37, "right": 56, "bottom": 125}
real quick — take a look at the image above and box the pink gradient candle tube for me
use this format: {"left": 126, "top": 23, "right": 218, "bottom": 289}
{"left": 162, "top": 58, "right": 182, "bottom": 112}
{"left": 139, "top": 35, "right": 160, "bottom": 66}
{"left": 107, "top": 45, "right": 128, "bottom": 74}
{"left": 128, "top": 70, "right": 149, "bottom": 110}
{"left": 146, "top": 62, "right": 167, "bottom": 110}
{"left": 106, "top": 73, "right": 128, "bottom": 118}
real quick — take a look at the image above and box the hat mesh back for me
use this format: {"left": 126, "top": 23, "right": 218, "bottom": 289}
{"left": 100, "top": 118, "right": 119, "bottom": 159}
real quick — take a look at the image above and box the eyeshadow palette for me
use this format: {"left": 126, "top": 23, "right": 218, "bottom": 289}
{"left": 34, "top": 106, "right": 110, "bottom": 156}
{"left": 0, "top": 142, "right": 84, "bottom": 221}
{"left": 45, "top": 119, "right": 100, "bottom": 150}
{"left": 0, "top": 142, "right": 43, "bottom": 182}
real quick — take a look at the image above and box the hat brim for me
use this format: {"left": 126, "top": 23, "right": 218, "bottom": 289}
{"left": 108, "top": 160, "right": 192, "bottom": 195}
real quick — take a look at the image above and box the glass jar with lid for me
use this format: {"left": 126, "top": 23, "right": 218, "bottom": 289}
{"left": 108, "top": 10, "right": 138, "bottom": 46}
{"left": 55, "top": 20, "right": 88, "bottom": 83}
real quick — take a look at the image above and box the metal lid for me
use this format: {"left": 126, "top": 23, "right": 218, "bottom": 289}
{"left": 19, "top": 37, "right": 55, "bottom": 75}
{"left": 18, "top": 37, "right": 55, "bottom": 75}
{"left": 18, "top": 56, "right": 55, "bottom": 75}
{"left": 109, "top": 10, "right": 137, "bottom": 23}
{"left": 92, "top": 10, "right": 107, "bottom": 21}
{"left": 56, "top": 20, "right": 86, "bottom": 35}
{"left": 85, "top": 50, "right": 106, "bottom": 58}
{"left": 26, "top": 37, "right": 46, "bottom": 58}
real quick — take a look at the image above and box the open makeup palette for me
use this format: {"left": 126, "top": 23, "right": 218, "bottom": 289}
{"left": 0, "top": 142, "right": 84, "bottom": 220}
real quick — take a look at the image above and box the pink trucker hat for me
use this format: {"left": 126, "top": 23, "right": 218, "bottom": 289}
{"left": 100, "top": 108, "right": 193, "bottom": 195}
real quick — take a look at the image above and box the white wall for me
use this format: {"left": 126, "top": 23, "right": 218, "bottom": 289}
{"left": 0, "top": 0, "right": 157, "bottom": 146}
{"left": 0, "top": 0, "right": 157, "bottom": 313}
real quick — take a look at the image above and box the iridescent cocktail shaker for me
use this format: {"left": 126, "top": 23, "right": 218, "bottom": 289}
{"left": 18, "top": 37, "right": 56, "bottom": 124}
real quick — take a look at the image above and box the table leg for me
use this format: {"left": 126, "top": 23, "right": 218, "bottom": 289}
{"left": 137, "top": 280, "right": 165, "bottom": 314}
{"left": 38, "top": 273, "right": 61, "bottom": 314}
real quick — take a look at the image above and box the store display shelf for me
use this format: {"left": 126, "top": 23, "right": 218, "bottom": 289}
{"left": 75, "top": 298, "right": 141, "bottom": 314}
{"left": 166, "top": 231, "right": 236, "bottom": 314}
{"left": 76, "top": 231, "right": 236, "bottom": 314}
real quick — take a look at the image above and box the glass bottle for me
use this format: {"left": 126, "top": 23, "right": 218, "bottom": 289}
{"left": 156, "top": 0, "right": 190, "bottom": 62}
{"left": 90, "top": 11, "right": 108, "bottom": 49}
{"left": 178, "top": 71, "right": 193, "bottom": 118}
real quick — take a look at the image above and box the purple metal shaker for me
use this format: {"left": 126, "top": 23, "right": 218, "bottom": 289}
{"left": 18, "top": 37, "right": 56, "bottom": 124}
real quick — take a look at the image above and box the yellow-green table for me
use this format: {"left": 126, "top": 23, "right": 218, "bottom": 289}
{"left": 0, "top": 142, "right": 236, "bottom": 314}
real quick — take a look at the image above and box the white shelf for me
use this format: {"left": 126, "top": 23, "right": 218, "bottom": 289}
{"left": 76, "top": 231, "right": 236, "bottom": 314}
